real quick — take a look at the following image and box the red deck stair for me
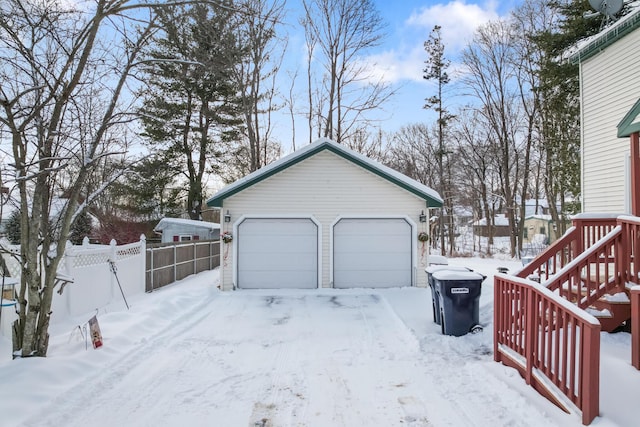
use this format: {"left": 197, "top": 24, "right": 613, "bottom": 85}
{"left": 494, "top": 215, "right": 640, "bottom": 425}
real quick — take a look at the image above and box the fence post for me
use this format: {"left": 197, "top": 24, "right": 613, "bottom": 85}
{"left": 110, "top": 239, "right": 117, "bottom": 299}
{"left": 193, "top": 241, "right": 197, "bottom": 275}
{"left": 139, "top": 234, "right": 146, "bottom": 293}
{"left": 174, "top": 244, "right": 177, "bottom": 283}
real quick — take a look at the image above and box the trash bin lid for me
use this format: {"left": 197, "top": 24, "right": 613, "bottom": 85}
{"left": 432, "top": 270, "right": 485, "bottom": 281}
{"left": 1, "top": 298, "right": 17, "bottom": 307}
{"left": 425, "top": 265, "right": 473, "bottom": 274}
{"left": 428, "top": 254, "right": 449, "bottom": 265}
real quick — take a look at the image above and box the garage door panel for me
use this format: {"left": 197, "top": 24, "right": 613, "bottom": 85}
{"left": 336, "top": 252, "right": 410, "bottom": 270}
{"left": 333, "top": 218, "right": 412, "bottom": 288}
{"left": 336, "top": 270, "right": 408, "bottom": 288}
{"left": 240, "top": 252, "right": 316, "bottom": 271}
{"left": 238, "top": 218, "right": 318, "bottom": 289}
{"left": 238, "top": 271, "right": 314, "bottom": 289}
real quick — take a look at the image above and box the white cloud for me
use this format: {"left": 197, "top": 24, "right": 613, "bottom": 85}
{"left": 357, "top": 47, "right": 425, "bottom": 84}
{"left": 407, "top": 1, "right": 500, "bottom": 51}
{"left": 357, "top": 1, "right": 503, "bottom": 85}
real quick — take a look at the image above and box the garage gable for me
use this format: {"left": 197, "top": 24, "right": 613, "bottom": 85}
{"left": 206, "top": 138, "right": 442, "bottom": 208}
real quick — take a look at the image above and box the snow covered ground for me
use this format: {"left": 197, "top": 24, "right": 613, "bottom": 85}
{"left": 1, "top": 257, "right": 639, "bottom": 426}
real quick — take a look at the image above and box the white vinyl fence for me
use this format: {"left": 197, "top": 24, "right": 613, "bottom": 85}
{"left": 54, "top": 236, "right": 146, "bottom": 317}
{"left": 0, "top": 236, "right": 146, "bottom": 333}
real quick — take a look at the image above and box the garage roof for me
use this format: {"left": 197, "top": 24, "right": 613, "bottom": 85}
{"left": 206, "top": 138, "right": 443, "bottom": 208}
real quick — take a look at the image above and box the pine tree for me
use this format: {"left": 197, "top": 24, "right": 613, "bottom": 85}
{"left": 424, "top": 25, "right": 455, "bottom": 255}
{"left": 139, "top": 2, "right": 243, "bottom": 220}
{"left": 69, "top": 210, "right": 93, "bottom": 245}
{"left": 535, "top": 0, "right": 602, "bottom": 231}
{"left": 5, "top": 210, "right": 21, "bottom": 245}
{"left": 110, "top": 155, "right": 183, "bottom": 221}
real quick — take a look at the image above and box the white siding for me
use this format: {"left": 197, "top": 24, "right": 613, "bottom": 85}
{"left": 581, "top": 29, "right": 640, "bottom": 213}
{"left": 218, "top": 150, "right": 431, "bottom": 290}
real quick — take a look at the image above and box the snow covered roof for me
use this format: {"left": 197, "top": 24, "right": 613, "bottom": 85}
{"left": 473, "top": 214, "right": 509, "bottom": 226}
{"left": 569, "top": 2, "right": 640, "bottom": 64}
{"left": 206, "top": 138, "right": 443, "bottom": 208}
{"left": 525, "top": 214, "right": 553, "bottom": 221}
{"left": 153, "top": 218, "right": 220, "bottom": 232}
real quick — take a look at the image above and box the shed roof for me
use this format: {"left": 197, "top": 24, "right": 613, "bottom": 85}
{"left": 153, "top": 217, "right": 220, "bottom": 232}
{"left": 206, "top": 138, "right": 443, "bottom": 208}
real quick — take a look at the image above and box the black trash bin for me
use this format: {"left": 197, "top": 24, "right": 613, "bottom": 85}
{"left": 425, "top": 265, "right": 473, "bottom": 325}
{"left": 432, "top": 270, "right": 485, "bottom": 336}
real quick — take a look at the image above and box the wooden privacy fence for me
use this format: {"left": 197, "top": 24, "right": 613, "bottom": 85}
{"left": 494, "top": 274, "right": 601, "bottom": 425}
{"left": 145, "top": 239, "right": 220, "bottom": 292}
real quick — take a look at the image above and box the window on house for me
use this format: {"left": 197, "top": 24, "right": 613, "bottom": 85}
{"left": 178, "top": 235, "right": 192, "bottom": 242}
{"left": 539, "top": 227, "right": 546, "bottom": 235}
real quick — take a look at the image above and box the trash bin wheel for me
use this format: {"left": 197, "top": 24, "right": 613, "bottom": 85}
{"left": 470, "top": 324, "right": 483, "bottom": 334}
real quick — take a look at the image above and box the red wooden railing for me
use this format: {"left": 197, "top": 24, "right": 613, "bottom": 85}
{"left": 494, "top": 274, "right": 601, "bottom": 425}
{"left": 545, "top": 226, "right": 622, "bottom": 309}
{"left": 517, "top": 215, "right": 618, "bottom": 282}
{"left": 497, "top": 214, "right": 631, "bottom": 424}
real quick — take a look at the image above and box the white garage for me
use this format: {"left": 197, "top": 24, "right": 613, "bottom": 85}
{"left": 237, "top": 218, "right": 318, "bottom": 289}
{"left": 333, "top": 218, "right": 412, "bottom": 288}
{"left": 207, "top": 138, "right": 443, "bottom": 291}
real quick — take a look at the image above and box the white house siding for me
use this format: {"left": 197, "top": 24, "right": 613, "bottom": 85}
{"left": 581, "top": 28, "right": 640, "bottom": 213}
{"left": 219, "top": 150, "right": 431, "bottom": 290}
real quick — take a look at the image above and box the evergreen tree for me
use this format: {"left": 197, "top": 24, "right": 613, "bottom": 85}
{"left": 423, "top": 25, "right": 455, "bottom": 256}
{"left": 69, "top": 210, "right": 93, "bottom": 245}
{"left": 535, "top": 0, "right": 602, "bottom": 231}
{"left": 5, "top": 210, "right": 21, "bottom": 245}
{"left": 139, "top": 2, "right": 243, "bottom": 220}
{"left": 110, "top": 155, "right": 183, "bottom": 221}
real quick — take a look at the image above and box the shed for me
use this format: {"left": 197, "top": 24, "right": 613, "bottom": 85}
{"left": 206, "top": 138, "right": 443, "bottom": 290}
{"left": 153, "top": 218, "right": 220, "bottom": 243}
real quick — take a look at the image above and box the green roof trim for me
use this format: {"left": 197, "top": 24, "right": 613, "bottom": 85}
{"left": 206, "top": 138, "right": 443, "bottom": 208}
{"left": 618, "top": 98, "right": 640, "bottom": 137}
{"left": 570, "top": 11, "right": 640, "bottom": 64}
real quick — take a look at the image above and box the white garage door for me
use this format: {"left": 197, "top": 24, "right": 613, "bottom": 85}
{"left": 237, "top": 218, "right": 318, "bottom": 289}
{"left": 333, "top": 218, "right": 412, "bottom": 288}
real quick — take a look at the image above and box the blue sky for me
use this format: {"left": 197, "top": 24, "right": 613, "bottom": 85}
{"left": 274, "top": 0, "right": 521, "bottom": 151}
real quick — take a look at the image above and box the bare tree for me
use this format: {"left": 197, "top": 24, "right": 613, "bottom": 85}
{"left": 0, "top": 0, "right": 208, "bottom": 357}
{"left": 510, "top": 0, "right": 557, "bottom": 255}
{"left": 301, "top": 0, "right": 393, "bottom": 145}
{"left": 232, "top": 0, "right": 286, "bottom": 171}
{"left": 451, "top": 109, "right": 500, "bottom": 254}
{"left": 461, "top": 20, "right": 524, "bottom": 257}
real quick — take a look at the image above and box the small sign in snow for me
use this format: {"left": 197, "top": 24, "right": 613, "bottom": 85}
{"left": 451, "top": 288, "right": 469, "bottom": 294}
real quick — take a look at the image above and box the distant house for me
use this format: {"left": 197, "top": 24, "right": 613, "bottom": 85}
{"left": 521, "top": 214, "right": 571, "bottom": 245}
{"left": 570, "top": 10, "right": 640, "bottom": 214}
{"left": 206, "top": 138, "right": 443, "bottom": 291}
{"left": 472, "top": 214, "right": 510, "bottom": 237}
{"left": 153, "top": 218, "right": 220, "bottom": 243}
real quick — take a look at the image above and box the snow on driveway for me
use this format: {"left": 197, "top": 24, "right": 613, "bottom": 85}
{"left": 5, "top": 267, "right": 572, "bottom": 427}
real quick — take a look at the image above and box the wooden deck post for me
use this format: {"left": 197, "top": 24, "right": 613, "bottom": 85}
{"left": 581, "top": 322, "right": 601, "bottom": 425}
{"left": 632, "top": 287, "right": 640, "bottom": 370}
